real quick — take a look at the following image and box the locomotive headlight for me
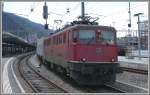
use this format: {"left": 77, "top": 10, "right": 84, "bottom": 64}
{"left": 82, "top": 58, "right": 86, "bottom": 62}
{"left": 111, "top": 58, "right": 115, "bottom": 62}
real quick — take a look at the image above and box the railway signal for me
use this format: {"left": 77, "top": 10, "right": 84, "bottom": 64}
{"left": 44, "top": 24, "right": 49, "bottom": 29}
{"left": 66, "top": 8, "right": 70, "bottom": 14}
{"left": 43, "top": 2, "right": 48, "bottom": 19}
{"left": 128, "top": 2, "right": 132, "bottom": 28}
{"left": 43, "top": 1, "right": 49, "bottom": 29}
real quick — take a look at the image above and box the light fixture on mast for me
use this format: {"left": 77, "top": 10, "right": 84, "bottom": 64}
{"left": 134, "top": 13, "right": 143, "bottom": 60}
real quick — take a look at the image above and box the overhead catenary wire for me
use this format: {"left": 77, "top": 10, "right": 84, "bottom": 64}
{"left": 103, "top": 3, "right": 147, "bottom": 18}
{"left": 48, "top": 2, "right": 81, "bottom": 29}
{"left": 62, "top": 2, "right": 147, "bottom": 26}
{"left": 28, "top": 2, "right": 41, "bottom": 17}
{"left": 44, "top": 2, "right": 147, "bottom": 29}
{"left": 84, "top": 3, "right": 147, "bottom": 20}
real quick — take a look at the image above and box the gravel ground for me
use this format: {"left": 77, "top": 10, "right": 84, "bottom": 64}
{"left": 29, "top": 55, "right": 84, "bottom": 93}
{"left": 13, "top": 56, "right": 35, "bottom": 93}
{"left": 116, "top": 71, "right": 148, "bottom": 89}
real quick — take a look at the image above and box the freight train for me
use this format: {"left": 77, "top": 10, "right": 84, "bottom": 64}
{"left": 36, "top": 23, "right": 120, "bottom": 85}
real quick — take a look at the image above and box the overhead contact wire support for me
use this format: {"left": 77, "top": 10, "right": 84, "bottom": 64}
{"left": 81, "top": 2, "right": 85, "bottom": 21}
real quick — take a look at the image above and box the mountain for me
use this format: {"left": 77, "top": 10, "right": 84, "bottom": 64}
{"left": 2, "top": 12, "right": 53, "bottom": 43}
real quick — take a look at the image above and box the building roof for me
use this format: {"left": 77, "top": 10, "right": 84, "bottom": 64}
{"left": 2, "top": 32, "right": 34, "bottom": 47}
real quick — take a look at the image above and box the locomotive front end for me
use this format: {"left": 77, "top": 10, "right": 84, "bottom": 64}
{"left": 68, "top": 25, "right": 119, "bottom": 85}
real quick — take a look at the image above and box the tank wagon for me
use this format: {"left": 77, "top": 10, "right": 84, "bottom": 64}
{"left": 36, "top": 24, "right": 119, "bottom": 85}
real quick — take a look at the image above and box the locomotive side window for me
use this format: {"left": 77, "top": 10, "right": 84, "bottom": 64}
{"left": 59, "top": 35, "right": 61, "bottom": 44}
{"left": 100, "top": 31, "right": 115, "bottom": 44}
{"left": 60, "top": 34, "right": 63, "bottom": 44}
{"left": 48, "top": 38, "right": 51, "bottom": 45}
{"left": 57, "top": 36, "right": 59, "bottom": 44}
{"left": 60, "top": 35, "right": 62, "bottom": 44}
{"left": 72, "top": 31, "right": 78, "bottom": 43}
{"left": 53, "top": 37, "right": 56, "bottom": 45}
{"left": 69, "top": 32, "right": 72, "bottom": 44}
{"left": 63, "top": 33, "right": 66, "bottom": 43}
{"left": 79, "top": 30, "right": 95, "bottom": 44}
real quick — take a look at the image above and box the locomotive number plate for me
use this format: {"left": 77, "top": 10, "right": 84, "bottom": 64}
{"left": 96, "top": 48, "right": 103, "bottom": 55}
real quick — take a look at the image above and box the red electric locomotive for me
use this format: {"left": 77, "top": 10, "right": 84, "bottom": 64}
{"left": 37, "top": 23, "right": 119, "bottom": 85}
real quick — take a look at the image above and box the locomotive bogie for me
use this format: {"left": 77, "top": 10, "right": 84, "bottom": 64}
{"left": 68, "top": 62, "right": 118, "bottom": 85}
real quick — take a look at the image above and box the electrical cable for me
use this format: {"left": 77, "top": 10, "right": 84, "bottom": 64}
{"left": 28, "top": 2, "right": 41, "bottom": 17}
{"left": 103, "top": 3, "right": 147, "bottom": 18}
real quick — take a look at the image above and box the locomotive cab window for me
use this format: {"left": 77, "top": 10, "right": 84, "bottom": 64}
{"left": 100, "top": 31, "right": 115, "bottom": 44}
{"left": 79, "top": 30, "right": 95, "bottom": 44}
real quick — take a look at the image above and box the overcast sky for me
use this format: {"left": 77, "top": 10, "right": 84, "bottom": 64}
{"left": 3, "top": 1, "right": 148, "bottom": 31}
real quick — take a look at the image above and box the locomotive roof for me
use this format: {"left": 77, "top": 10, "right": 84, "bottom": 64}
{"left": 48, "top": 24, "right": 116, "bottom": 38}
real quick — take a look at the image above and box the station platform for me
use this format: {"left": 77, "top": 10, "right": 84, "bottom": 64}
{"left": 30, "top": 55, "right": 148, "bottom": 71}
{"left": 118, "top": 56, "right": 148, "bottom": 71}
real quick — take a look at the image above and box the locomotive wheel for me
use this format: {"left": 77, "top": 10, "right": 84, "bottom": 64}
{"left": 50, "top": 63, "right": 55, "bottom": 70}
{"left": 43, "top": 60, "right": 46, "bottom": 65}
{"left": 57, "top": 66, "right": 62, "bottom": 73}
{"left": 66, "top": 68, "right": 71, "bottom": 77}
{"left": 53, "top": 64, "right": 66, "bottom": 75}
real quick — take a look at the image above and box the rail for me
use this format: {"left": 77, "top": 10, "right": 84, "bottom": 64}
{"left": 18, "top": 54, "right": 68, "bottom": 93}
{"left": 120, "top": 67, "right": 148, "bottom": 75}
{"left": 105, "top": 80, "right": 148, "bottom": 93}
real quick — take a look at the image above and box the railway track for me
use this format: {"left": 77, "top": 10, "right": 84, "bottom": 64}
{"left": 120, "top": 67, "right": 148, "bottom": 75}
{"left": 18, "top": 54, "right": 68, "bottom": 93}
{"left": 75, "top": 80, "right": 148, "bottom": 93}
{"left": 81, "top": 85, "right": 125, "bottom": 93}
{"left": 105, "top": 80, "right": 148, "bottom": 93}
{"left": 16, "top": 54, "right": 148, "bottom": 93}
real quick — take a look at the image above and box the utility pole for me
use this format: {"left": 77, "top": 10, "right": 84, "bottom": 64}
{"left": 128, "top": 2, "right": 131, "bottom": 28}
{"left": 149, "top": 1, "right": 150, "bottom": 65}
{"left": 127, "top": 1, "right": 133, "bottom": 59}
{"left": 2, "top": 2, "right": 4, "bottom": 12}
{"left": 134, "top": 13, "right": 143, "bottom": 60}
{"left": 128, "top": 1, "right": 131, "bottom": 45}
{"left": 81, "top": 2, "right": 85, "bottom": 21}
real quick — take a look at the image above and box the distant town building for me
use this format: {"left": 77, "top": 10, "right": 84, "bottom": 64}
{"left": 140, "top": 20, "right": 148, "bottom": 50}
{"left": 117, "top": 20, "right": 148, "bottom": 50}
{"left": 117, "top": 36, "right": 138, "bottom": 48}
